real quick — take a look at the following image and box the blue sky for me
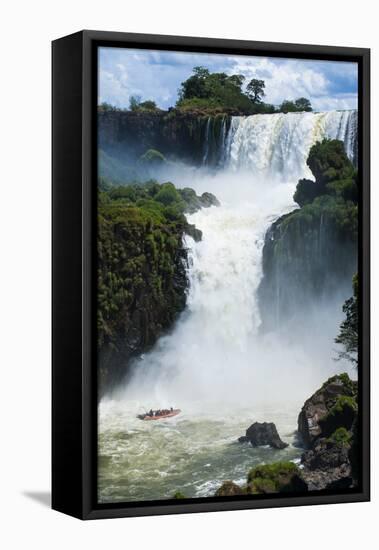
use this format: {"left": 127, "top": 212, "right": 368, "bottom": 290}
{"left": 99, "top": 47, "right": 358, "bottom": 112}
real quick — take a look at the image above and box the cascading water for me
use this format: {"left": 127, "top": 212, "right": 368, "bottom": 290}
{"left": 224, "top": 110, "right": 358, "bottom": 176}
{"left": 98, "top": 110, "right": 358, "bottom": 503}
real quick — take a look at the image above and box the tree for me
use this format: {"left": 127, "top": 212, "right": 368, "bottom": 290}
{"left": 99, "top": 101, "right": 118, "bottom": 112}
{"left": 306, "top": 139, "right": 355, "bottom": 185}
{"left": 177, "top": 67, "right": 259, "bottom": 114}
{"left": 227, "top": 74, "right": 245, "bottom": 90}
{"left": 335, "top": 274, "right": 358, "bottom": 365}
{"left": 278, "top": 100, "right": 297, "bottom": 113}
{"left": 178, "top": 66, "right": 211, "bottom": 101}
{"left": 293, "top": 139, "right": 357, "bottom": 207}
{"left": 138, "top": 100, "right": 160, "bottom": 111}
{"left": 246, "top": 79, "right": 265, "bottom": 104}
{"left": 294, "top": 97, "right": 312, "bottom": 112}
{"left": 129, "top": 95, "right": 142, "bottom": 111}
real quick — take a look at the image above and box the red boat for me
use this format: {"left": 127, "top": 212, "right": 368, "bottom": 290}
{"left": 137, "top": 409, "right": 181, "bottom": 421}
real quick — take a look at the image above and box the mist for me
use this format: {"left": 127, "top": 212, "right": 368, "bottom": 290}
{"left": 111, "top": 168, "right": 354, "bottom": 411}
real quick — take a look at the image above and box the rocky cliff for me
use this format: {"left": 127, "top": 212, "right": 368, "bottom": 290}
{"left": 98, "top": 110, "right": 231, "bottom": 171}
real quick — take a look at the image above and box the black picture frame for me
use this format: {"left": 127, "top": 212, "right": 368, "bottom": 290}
{"left": 52, "top": 30, "right": 370, "bottom": 520}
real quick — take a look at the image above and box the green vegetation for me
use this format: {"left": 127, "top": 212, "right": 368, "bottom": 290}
{"left": 98, "top": 101, "right": 124, "bottom": 112}
{"left": 294, "top": 139, "right": 357, "bottom": 207}
{"left": 98, "top": 149, "right": 138, "bottom": 184}
{"left": 287, "top": 139, "right": 358, "bottom": 241}
{"left": 328, "top": 427, "right": 352, "bottom": 447}
{"left": 320, "top": 394, "right": 358, "bottom": 436}
{"left": 214, "top": 481, "right": 246, "bottom": 497}
{"left": 138, "top": 148, "right": 166, "bottom": 166}
{"left": 247, "top": 462, "right": 306, "bottom": 494}
{"left": 246, "top": 79, "right": 265, "bottom": 104}
{"left": 279, "top": 97, "right": 312, "bottom": 113}
{"left": 321, "top": 373, "right": 357, "bottom": 395}
{"left": 129, "top": 96, "right": 161, "bottom": 112}
{"left": 335, "top": 274, "right": 358, "bottom": 365}
{"left": 99, "top": 66, "right": 312, "bottom": 117}
{"left": 172, "top": 491, "right": 186, "bottom": 499}
{"left": 97, "top": 180, "right": 218, "bottom": 388}
{"left": 176, "top": 66, "right": 276, "bottom": 115}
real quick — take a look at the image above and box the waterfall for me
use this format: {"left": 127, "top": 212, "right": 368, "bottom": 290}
{"left": 202, "top": 117, "right": 211, "bottom": 165}
{"left": 120, "top": 110, "right": 358, "bottom": 403}
{"left": 224, "top": 110, "right": 358, "bottom": 179}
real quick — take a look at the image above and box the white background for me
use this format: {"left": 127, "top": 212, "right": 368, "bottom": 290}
{"left": 0, "top": 1, "right": 376, "bottom": 548}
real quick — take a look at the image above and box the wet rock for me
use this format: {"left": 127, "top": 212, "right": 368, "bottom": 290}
{"left": 215, "top": 481, "right": 245, "bottom": 497}
{"left": 199, "top": 192, "right": 220, "bottom": 208}
{"left": 185, "top": 223, "right": 202, "bottom": 242}
{"left": 242, "top": 422, "right": 288, "bottom": 449}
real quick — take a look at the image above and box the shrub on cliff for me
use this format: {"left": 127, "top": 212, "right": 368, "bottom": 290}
{"left": 335, "top": 274, "right": 358, "bottom": 365}
{"left": 294, "top": 139, "right": 357, "bottom": 207}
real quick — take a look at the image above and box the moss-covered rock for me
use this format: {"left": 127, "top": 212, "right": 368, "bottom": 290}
{"left": 328, "top": 427, "right": 352, "bottom": 447}
{"left": 247, "top": 462, "right": 307, "bottom": 494}
{"left": 215, "top": 481, "right": 245, "bottom": 497}
{"left": 298, "top": 374, "right": 358, "bottom": 491}
{"left": 297, "top": 373, "right": 357, "bottom": 447}
{"left": 320, "top": 395, "right": 358, "bottom": 436}
{"left": 172, "top": 491, "right": 186, "bottom": 499}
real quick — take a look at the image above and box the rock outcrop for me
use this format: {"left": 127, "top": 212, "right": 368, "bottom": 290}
{"left": 298, "top": 373, "right": 358, "bottom": 447}
{"left": 99, "top": 110, "right": 231, "bottom": 168}
{"left": 239, "top": 422, "right": 288, "bottom": 449}
{"left": 297, "top": 373, "right": 358, "bottom": 490}
{"left": 247, "top": 462, "right": 308, "bottom": 494}
{"left": 214, "top": 462, "right": 307, "bottom": 497}
{"left": 215, "top": 481, "right": 245, "bottom": 497}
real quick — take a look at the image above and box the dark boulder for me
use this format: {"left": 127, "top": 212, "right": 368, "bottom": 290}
{"left": 242, "top": 422, "right": 288, "bottom": 449}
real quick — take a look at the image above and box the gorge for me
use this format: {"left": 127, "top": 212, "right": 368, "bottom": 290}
{"left": 98, "top": 109, "right": 358, "bottom": 503}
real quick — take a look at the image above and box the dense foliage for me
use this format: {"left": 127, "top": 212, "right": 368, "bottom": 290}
{"left": 176, "top": 66, "right": 269, "bottom": 114}
{"left": 291, "top": 139, "right": 358, "bottom": 238}
{"left": 97, "top": 180, "right": 219, "bottom": 389}
{"left": 335, "top": 274, "right": 358, "bottom": 365}
{"left": 279, "top": 97, "right": 312, "bottom": 113}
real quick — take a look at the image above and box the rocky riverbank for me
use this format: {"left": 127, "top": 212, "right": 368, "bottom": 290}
{"left": 212, "top": 373, "right": 358, "bottom": 497}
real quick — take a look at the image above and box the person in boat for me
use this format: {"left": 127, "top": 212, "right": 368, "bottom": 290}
{"left": 149, "top": 409, "right": 153, "bottom": 417}
{"left": 170, "top": 407, "right": 173, "bottom": 412}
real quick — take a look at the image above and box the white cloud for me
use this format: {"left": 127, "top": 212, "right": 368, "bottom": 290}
{"left": 99, "top": 48, "right": 358, "bottom": 112}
